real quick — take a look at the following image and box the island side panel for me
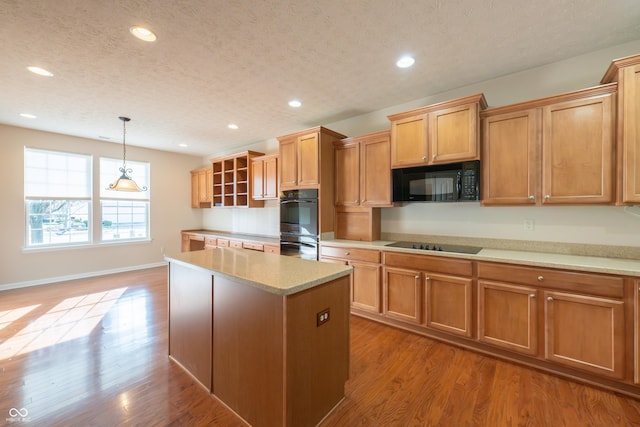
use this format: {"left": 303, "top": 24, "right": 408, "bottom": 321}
{"left": 285, "top": 275, "right": 350, "bottom": 427}
{"left": 212, "top": 275, "right": 285, "bottom": 427}
{"left": 168, "top": 262, "right": 213, "bottom": 390}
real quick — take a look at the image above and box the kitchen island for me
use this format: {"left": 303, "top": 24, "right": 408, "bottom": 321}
{"left": 165, "top": 248, "right": 352, "bottom": 427}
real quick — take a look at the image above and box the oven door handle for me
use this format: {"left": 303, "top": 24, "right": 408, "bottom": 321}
{"left": 280, "top": 199, "right": 316, "bottom": 204}
{"left": 281, "top": 241, "right": 317, "bottom": 248}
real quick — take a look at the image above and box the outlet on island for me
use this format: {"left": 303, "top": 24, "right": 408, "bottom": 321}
{"left": 316, "top": 308, "right": 330, "bottom": 327}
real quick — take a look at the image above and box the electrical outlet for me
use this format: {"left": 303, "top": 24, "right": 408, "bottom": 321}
{"left": 316, "top": 308, "right": 330, "bottom": 327}
{"left": 524, "top": 219, "right": 535, "bottom": 231}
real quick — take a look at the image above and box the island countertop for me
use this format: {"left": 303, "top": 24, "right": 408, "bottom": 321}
{"left": 165, "top": 248, "right": 352, "bottom": 295}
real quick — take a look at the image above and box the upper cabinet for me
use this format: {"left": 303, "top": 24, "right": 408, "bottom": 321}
{"left": 210, "top": 151, "right": 265, "bottom": 208}
{"left": 601, "top": 53, "right": 640, "bottom": 204}
{"left": 334, "top": 130, "right": 393, "bottom": 207}
{"left": 481, "top": 84, "right": 617, "bottom": 205}
{"left": 190, "top": 167, "right": 213, "bottom": 208}
{"left": 251, "top": 154, "right": 278, "bottom": 200}
{"left": 388, "top": 94, "right": 487, "bottom": 168}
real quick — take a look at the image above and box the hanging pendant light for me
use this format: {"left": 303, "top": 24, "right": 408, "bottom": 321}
{"left": 107, "top": 116, "right": 147, "bottom": 192}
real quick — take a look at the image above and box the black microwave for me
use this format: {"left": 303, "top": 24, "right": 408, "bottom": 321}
{"left": 392, "top": 161, "right": 480, "bottom": 202}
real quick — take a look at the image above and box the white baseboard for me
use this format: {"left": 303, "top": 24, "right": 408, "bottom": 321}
{"left": 0, "top": 262, "right": 168, "bottom": 292}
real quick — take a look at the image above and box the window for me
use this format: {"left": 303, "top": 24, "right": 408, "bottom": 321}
{"left": 100, "top": 157, "right": 150, "bottom": 242}
{"left": 24, "top": 148, "right": 92, "bottom": 247}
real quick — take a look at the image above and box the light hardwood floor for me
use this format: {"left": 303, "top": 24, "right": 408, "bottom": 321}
{"left": 1, "top": 266, "right": 640, "bottom": 426}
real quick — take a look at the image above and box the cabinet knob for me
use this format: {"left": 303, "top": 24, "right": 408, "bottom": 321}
{"left": 345, "top": 251, "right": 350, "bottom": 256}
{"left": 537, "top": 275, "right": 544, "bottom": 281}
{"left": 432, "top": 154, "right": 436, "bottom": 159}
{"left": 544, "top": 195, "right": 551, "bottom": 199}
{"left": 528, "top": 195, "right": 535, "bottom": 200}
{"left": 547, "top": 296, "right": 553, "bottom": 301}
{"left": 415, "top": 275, "right": 420, "bottom": 280}
{"left": 422, "top": 156, "right": 427, "bottom": 160}
{"left": 529, "top": 293, "right": 536, "bottom": 298}
{"left": 425, "top": 276, "right": 430, "bottom": 281}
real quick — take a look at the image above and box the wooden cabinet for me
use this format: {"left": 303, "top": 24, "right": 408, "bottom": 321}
{"left": 251, "top": 154, "right": 279, "bottom": 200}
{"left": 181, "top": 231, "right": 279, "bottom": 254}
{"left": 601, "top": 54, "right": 640, "bottom": 204}
{"left": 388, "top": 94, "right": 487, "bottom": 168}
{"left": 478, "top": 280, "right": 538, "bottom": 355}
{"left": 383, "top": 251, "right": 474, "bottom": 336}
{"left": 278, "top": 126, "right": 347, "bottom": 235}
{"left": 181, "top": 232, "right": 205, "bottom": 252}
{"left": 320, "top": 245, "right": 381, "bottom": 314}
{"left": 210, "top": 151, "right": 265, "bottom": 208}
{"left": 477, "top": 262, "right": 625, "bottom": 378}
{"left": 190, "top": 167, "right": 213, "bottom": 208}
{"left": 635, "top": 279, "right": 640, "bottom": 384}
{"left": 481, "top": 85, "right": 616, "bottom": 205}
{"left": 544, "top": 290, "right": 624, "bottom": 379}
{"left": 334, "top": 130, "right": 392, "bottom": 207}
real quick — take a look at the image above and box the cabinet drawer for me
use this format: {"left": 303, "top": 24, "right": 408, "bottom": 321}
{"left": 230, "top": 240, "right": 243, "bottom": 248}
{"left": 383, "top": 251, "right": 473, "bottom": 277}
{"left": 217, "top": 239, "right": 229, "bottom": 247}
{"left": 186, "top": 233, "right": 204, "bottom": 241}
{"left": 320, "top": 245, "right": 380, "bottom": 263}
{"left": 263, "top": 244, "right": 280, "bottom": 254}
{"left": 204, "top": 237, "right": 217, "bottom": 248}
{"left": 243, "top": 242, "right": 264, "bottom": 251}
{"left": 477, "top": 262, "right": 623, "bottom": 298}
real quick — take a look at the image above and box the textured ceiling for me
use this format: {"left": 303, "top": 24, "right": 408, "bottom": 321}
{"left": 1, "top": 0, "right": 640, "bottom": 156}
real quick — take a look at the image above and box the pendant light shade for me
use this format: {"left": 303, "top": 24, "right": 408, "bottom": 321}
{"left": 107, "top": 116, "right": 147, "bottom": 192}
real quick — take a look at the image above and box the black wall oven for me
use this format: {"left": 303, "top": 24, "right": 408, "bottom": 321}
{"left": 279, "top": 189, "right": 319, "bottom": 260}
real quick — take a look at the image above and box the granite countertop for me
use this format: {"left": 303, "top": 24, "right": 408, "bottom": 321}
{"left": 182, "top": 229, "right": 279, "bottom": 244}
{"left": 321, "top": 238, "right": 640, "bottom": 277}
{"left": 165, "top": 248, "right": 352, "bottom": 295}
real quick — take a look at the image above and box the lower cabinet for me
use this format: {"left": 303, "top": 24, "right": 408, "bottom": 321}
{"left": 383, "top": 267, "right": 422, "bottom": 324}
{"left": 426, "top": 273, "right": 473, "bottom": 338}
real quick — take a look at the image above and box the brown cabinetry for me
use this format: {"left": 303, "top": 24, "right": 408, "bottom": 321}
{"left": 334, "top": 130, "right": 392, "bottom": 207}
{"left": 601, "top": 54, "right": 640, "bottom": 204}
{"left": 210, "top": 151, "right": 265, "bottom": 208}
{"left": 190, "top": 167, "right": 213, "bottom": 208}
{"left": 181, "top": 231, "right": 279, "bottom": 254}
{"left": 320, "top": 245, "right": 381, "bottom": 314}
{"left": 388, "top": 94, "right": 487, "bottom": 168}
{"left": 477, "top": 262, "right": 625, "bottom": 378}
{"left": 251, "top": 154, "right": 278, "bottom": 200}
{"left": 481, "top": 85, "right": 616, "bottom": 205}
{"left": 383, "top": 266, "right": 422, "bottom": 324}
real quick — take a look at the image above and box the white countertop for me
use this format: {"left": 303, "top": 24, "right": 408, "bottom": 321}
{"left": 165, "top": 248, "right": 352, "bottom": 295}
{"left": 321, "top": 239, "right": 640, "bottom": 277}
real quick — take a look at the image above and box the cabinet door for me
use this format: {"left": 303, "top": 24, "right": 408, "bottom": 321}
{"left": 383, "top": 267, "right": 422, "bottom": 324}
{"left": 206, "top": 168, "right": 213, "bottom": 203}
{"left": 482, "top": 109, "right": 539, "bottom": 205}
{"left": 429, "top": 103, "right": 479, "bottom": 164}
{"left": 541, "top": 94, "right": 615, "bottom": 204}
{"left": 279, "top": 137, "right": 298, "bottom": 189}
{"left": 478, "top": 280, "right": 538, "bottom": 356}
{"left": 251, "top": 159, "right": 264, "bottom": 199}
{"left": 635, "top": 279, "right": 640, "bottom": 384}
{"left": 297, "top": 132, "right": 319, "bottom": 187}
{"left": 425, "top": 273, "right": 472, "bottom": 337}
{"left": 334, "top": 142, "right": 360, "bottom": 206}
{"left": 191, "top": 172, "right": 199, "bottom": 208}
{"left": 198, "top": 169, "right": 208, "bottom": 203}
{"left": 351, "top": 261, "right": 381, "bottom": 313}
{"left": 360, "top": 134, "right": 392, "bottom": 207}
{"left": 263, "top": 156, "right": 278, "bottom": 199}
{"left": 390, "top": 114, "right": 428, "bottom": 167}
{"left": 621, "top": 64, "right": 640, "bottom": 203}
{"left": 544, "top": 290, "right": 624, "bottom": 378}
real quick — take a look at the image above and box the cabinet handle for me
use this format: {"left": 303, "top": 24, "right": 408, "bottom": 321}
{"left": 547, "top": 296, "right": 553, "bottom": 301}
{"left": 537, "top": 275, "right": 544, "bottom": 281}
{"left": 425, "top": 276, "right": 430, "bottom": 282}
{"left": 529, "top": 293, "right": 536, "bottom": 298}
{"left": 432, "top": 154, "right": 436, "bottom": 159}
{"left": 544, "top": 195, "right": 551, "bottom": 199}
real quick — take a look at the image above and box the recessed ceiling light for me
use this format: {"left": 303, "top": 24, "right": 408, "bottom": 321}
{"left": 228, "top": 123, "right": 239, "bottom": 130}
{"left": 129, "top": 26, "right": 157, "bottom": 42}
{"left": 396, "top": 55, "right": 415, "bottom": 68}
{"left": 27, "top": 66, "right": 54, "bottom": 77}
{"left": 288, "top": 99, "right": 302, "bottom": 108}
{"left": 178, "top": 143, "right": 188, "bottom": 147}
{"left": 20, "top": 113, "right": 37, "bottom": 119}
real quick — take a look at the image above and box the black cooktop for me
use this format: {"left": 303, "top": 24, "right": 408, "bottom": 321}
{"left": 386, "top": 241, "right": 482, "bottom": 255}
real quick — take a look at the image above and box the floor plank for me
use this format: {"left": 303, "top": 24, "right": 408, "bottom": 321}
{"left": 2, "top": 267, "right": 640, "bottom": 426}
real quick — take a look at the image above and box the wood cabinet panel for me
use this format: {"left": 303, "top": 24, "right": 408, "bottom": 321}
{"left": 383, "top": 267, "right": 422, "bottom": 324}
{"left": 429, "top": 102, "right": 479, "bottom": 163}
{"left": 478, "top": 280, "right": 538, "bottom": 356}
{"left": 635, "top": 279, "right": 640, "bottom": 384}
{"left": 279, "top": 137, "right": 298, "bottom": 189}
{"left": 425, "top": 273, "right": 472, "bottom": 337}
{"left": 482, "top": 109, "right": 540, "bottom": 205}
{"left": 390, "top": 114, "right": 428, "bottom": 167}
{"left": 351, "top": 261, "right": 381, "bottom": 313}
{"left": 297, "top": 132, "right": 320, "bottom": 187}
{"left": 190, "top": 167, "right": 212, "bottom": 208}
{"left": 334, "top": 141, "right": 359, "bottom": 206}
{"left": 544, "top": 290, "right": 624, "bottom": 378}
{"left": 360, "top": 132, "right": 392, "bottom": 206}
{"left": 384, "top": 251, "right": 473, "bottom": 277}
{"left": 621, "top": 64, "right": 640, "bottom": 203}
{"left": 251, "top": 154, "right": 278, "bottom": 200}
{"left": 320, "top": 245, "right": 380, "bottom": 263}
{"left": 211, "top": 151, "right": 265, "bottom": 207}
{"left": 542, "top": 93, "right": 615, "bottom": 204}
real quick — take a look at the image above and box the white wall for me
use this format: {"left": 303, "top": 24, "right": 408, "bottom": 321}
{"left": 0, "top": 125, "right": 203, "bottom": 288}
{"left": 202, "top": 39, "right": 640, "bottom": 248}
